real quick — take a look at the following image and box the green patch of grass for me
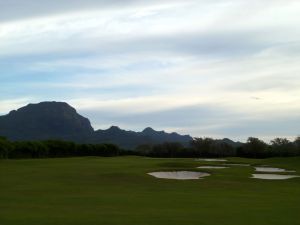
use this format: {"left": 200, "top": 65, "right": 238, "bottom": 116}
{"left": 0, "top": 156, "right": 300, "bottom": 225}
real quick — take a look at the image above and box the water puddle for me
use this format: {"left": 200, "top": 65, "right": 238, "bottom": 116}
{"left": 252, "top": 174, "right": 299, "bottom": 180}
{"left": 197, "top": 166, "right": 228, "bottom": 169}
{"left": 148, "top": 171, "right": 210, "bottom": 180}
{"left": 255, "top": 167, "right": 295, "bottom": 173}
{"left": 195, "top": 159, "right": 227, "bottom": 162}
{"left": 224, "top": 163, "right": 250, "bottom": 167}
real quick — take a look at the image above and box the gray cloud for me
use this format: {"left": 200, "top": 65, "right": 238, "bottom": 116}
{"left": 213, "top": 117, "right": 300, "bottom": 142}
{"left": 115, "top": 31, "right": 271, "bottom": 57}
{"left": 9, "top": 100, "right": 298, "bottom": 144}
{"left": 0, "top": 0, "right": 183, "bottom": 22}
{"left": 226, "top": 73, "right": 300, "bottom": 92}
{"left": 0, "top": 29, "right": 272, "bottom": 60}
{"left": 1, "top": 0, "right": 300, "bottom": 141}
{"left": 79, "top": 103, "right": 300, "bottom": 141}
{"left": 79, "top": 104, "right": 238, "bottom": 131}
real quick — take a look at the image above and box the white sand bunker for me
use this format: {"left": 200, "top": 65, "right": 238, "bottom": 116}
{"left": 224, "top": 163, "right": 250, "bottom": 167}
{"left": 252, "top": 174, "right": 299, "bottom": 180}
{"left": 148, "top": 171, "right": 210, "bottom": 180}
{"left": 197, "top": 166, "right": 228, "bottom": 169}
{"left": 255, "top": 167, "right": 295, "bottom": 173}
{"left": 195, "top": 158, "right": 227, "bottom": 162}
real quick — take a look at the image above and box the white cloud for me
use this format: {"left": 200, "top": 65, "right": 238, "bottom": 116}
{"left": 1, "top": 0, "right": 300, "bottom": 140}
{"left": 0, "top": 98, "right": 34, "bottom": 115}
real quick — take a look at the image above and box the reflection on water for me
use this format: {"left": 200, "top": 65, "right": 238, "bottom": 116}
{"left": 148, "top": 171, "right": 210, "bottom": 180}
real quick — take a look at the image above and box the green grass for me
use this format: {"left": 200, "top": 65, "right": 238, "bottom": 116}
{"left": 0, "top": 156, "right": 300, "bottom": 225}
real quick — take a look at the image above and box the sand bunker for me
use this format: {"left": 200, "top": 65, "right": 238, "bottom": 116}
{"left": 252, "top": 174, "right": 299, "bottom": 180}
{"left": 148, "top": 171, "right": 210, "bottom": 180}
{"left": 255, "top": 167, "right": 295, "bottom": 173}
{"left": 195, "top": 159, "right": 227, "bottom": 162}
{"left": 224, "top": 163, "right": 250, "bottom": 167}
{"left": 197, "top": 166, "right": 228, "bottom": 169}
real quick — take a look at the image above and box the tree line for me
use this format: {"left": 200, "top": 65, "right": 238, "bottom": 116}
{"left": 136, "top": 137, "right": 300, "bottom": 158}
{"left": 0, "top": 137, "right": 120, "bottom": 159}
{"left": 1, "top": 136, "right": 300, "bottom": 159}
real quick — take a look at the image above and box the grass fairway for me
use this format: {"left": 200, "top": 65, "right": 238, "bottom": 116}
{"left": 1, "top": 156, "right": 300, "bottom": 225}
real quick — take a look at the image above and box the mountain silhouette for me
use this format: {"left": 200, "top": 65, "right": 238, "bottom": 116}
{"left": 0, "top": 101, "right": 192, "bottom": 149}
{"left": 0, "top": 102, "right": 94, "bottom": 142}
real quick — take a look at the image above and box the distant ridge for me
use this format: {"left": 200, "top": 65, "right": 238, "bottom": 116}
{"left": 92, "top": 125, "right": 192, "bottom": 149}
{"left": 0, "top": 102, "right": 93, "bottom": 142}
{"left": 0, "top": 101, "right": 193, "bottom": 149}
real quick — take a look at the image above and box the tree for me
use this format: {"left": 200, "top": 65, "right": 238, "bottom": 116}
{"left": 270, "top": 138, "right": 295, "bottom": 157}
{"left": 190, "top": 137, "right": 215, "bottom": 157}
{"left": 135, "top": 144, "right": 153, "bottom": 156}
{"left": 239, "top": 137, "right": 268, "bottom": 158}
{"left": 294, "top": 136, "right": 300, "bottom": 155}
{"left": 0, "top": 137, "right": 12, "bottom": 159}
{"left": 149, "top": 142, "right": 184, "bottom": 157}
{"left": 210, "top": 141, "right": 236, "bottom": 157}
{"left": 43, "top": 140, "right": 76, "bottom": 157}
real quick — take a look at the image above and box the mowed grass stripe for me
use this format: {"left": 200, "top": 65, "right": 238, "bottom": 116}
{"left": 0, "top": 156, "right": 300, "bottom": 225}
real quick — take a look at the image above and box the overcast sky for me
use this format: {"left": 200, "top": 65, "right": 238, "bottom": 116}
{"left": 1, "top": 0, "right": 300, "bottom": 141}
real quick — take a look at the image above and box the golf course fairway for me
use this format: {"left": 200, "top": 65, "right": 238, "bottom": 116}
{"left": 1, "top": 156, "right": 300, "bottom": 225}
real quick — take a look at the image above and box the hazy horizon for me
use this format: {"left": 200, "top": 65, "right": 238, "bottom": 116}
{"left": 1, "top": 0, "right": 299, "bottom": 142}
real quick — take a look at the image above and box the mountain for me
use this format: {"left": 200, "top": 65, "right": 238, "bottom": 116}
{"left": 92, "top": 126, "right": 192, "bottom": 149}
{"left": 140, "top": 127, "right": 192, "bottom": 145}
{"left": 217, "top": 138, "right": 244, "bottom": 148}
{"left": 0, "top": 102, "right": 193, "bottom": 149}
{"left": 0, "top": 102, "right": 94, "bottom": 142}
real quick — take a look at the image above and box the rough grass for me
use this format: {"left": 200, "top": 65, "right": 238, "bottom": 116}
{"left": 0, "top": 156, "right": 300, "bottom": 225}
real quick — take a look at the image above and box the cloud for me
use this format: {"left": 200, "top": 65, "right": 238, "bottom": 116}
{"left": 1, "top": 0, "right": 299, "bottom": 59}
{"left": 0, "top": 98, "right": 33, "bottom": 115}
{"left": 77, "top": 101, "right": 300, "bottom": 142}
{"left": 1, "top": 0, "right": 300, "bottom": 141}
{"left": 0, "top": 0, "right": 190, "bottom": 22}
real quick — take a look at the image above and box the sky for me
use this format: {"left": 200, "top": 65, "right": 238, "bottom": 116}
{"left": 0, "top": 0, "right": 300, "bottom": 142}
